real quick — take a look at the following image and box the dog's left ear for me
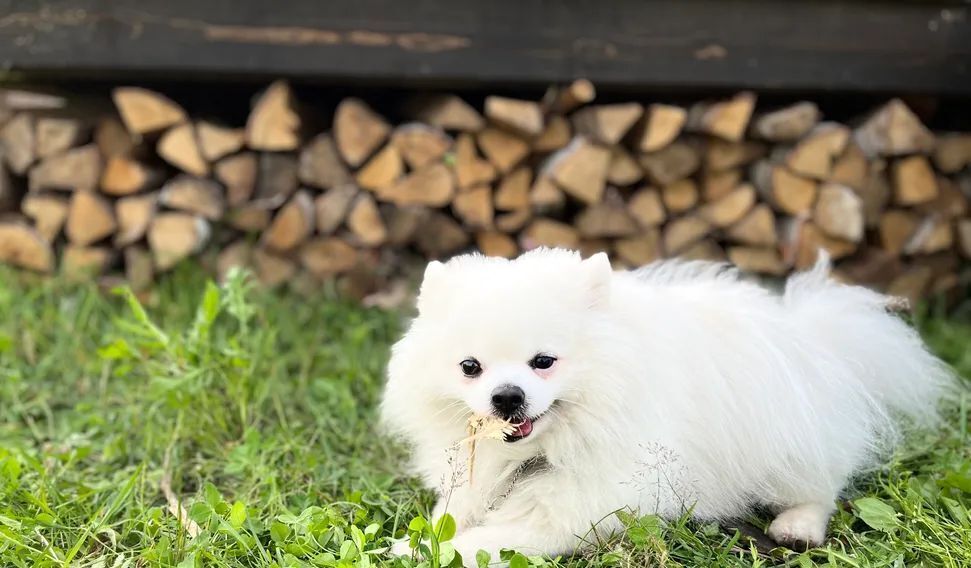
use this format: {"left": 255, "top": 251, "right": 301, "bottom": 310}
{"left": 416, "top": 260, "right": 446, "bottom": 314}
{"left": 582, "top": 252, "right": 612, "bottom": 306}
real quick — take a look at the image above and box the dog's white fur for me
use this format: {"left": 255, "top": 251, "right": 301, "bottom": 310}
{"left": 381, "top": 248, "right": 949, "bottom": 563}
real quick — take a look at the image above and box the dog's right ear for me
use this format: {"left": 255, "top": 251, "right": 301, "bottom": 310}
{"left": 416, "top": 260, "right": 446, "bottom": 314}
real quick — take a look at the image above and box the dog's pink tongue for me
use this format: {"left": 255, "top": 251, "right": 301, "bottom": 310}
{"left": 512, "top": 418, "right": 533, "bottom": 437}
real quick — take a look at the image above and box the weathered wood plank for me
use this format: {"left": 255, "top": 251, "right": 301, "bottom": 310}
{"left": 0, "top": 1, "right": 968, "bottom": 94}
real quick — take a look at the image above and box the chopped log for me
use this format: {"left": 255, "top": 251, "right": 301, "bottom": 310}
{"left": 216, "top": 240, "right": 252, "bottom": 283}
{"left": 452, "top": 185, "right": 494, "bottom": 228}
{"left": 529, "top": 175, "right": 565, "bottom": 211}
{"left": 356, "top": 144, "right": 404, "bottom": 191}
{"left": 606, "top": 147, "right": 644, "bottom": 186}
{"left": 578, "top": 240, "right": 610, "bottom": 260}
{"left": 159, "top": 175, "right": 225, "bottom": 220}
{"left": 298, "top": 133, "right": 352, "bottom": 189}
{"left": 904, "top": 217, "right": 953, "bottom": 255}
{"left": 858, "top": 165, "right": 892, "bottom": 228}
{"left": 62, "top": 245, "right": 112, "bottom": 279}
{"left": 680, "top": 239, "right": 725, "bottom": 262}
{"left": 661, "top": 179, "right": 699, "bottom": 214}
{"left": 391, "top": 123, "right": 452, "bottom": 169}
{"left": 386, "top": 205, "right": 429, "bottom": 246}
{"left": 157, "top": 123, "right": 208, "bottom": 176}
{"left": 347, "top": 193, "right": 387, "bottom": 246}
{"left": 0, "top": 113, "right": 34, "bottom": 174}
{"left": 254, "top": 153, "right": 298, "bottom": 208}
{"left": 226, "top": 205, "right": 271, "bottom": 232}
{"left": 28, "top": 144, "right": 101, "bottom": 192}
{"left": 35, "top": 118, "right": 84, "bottom": 159}
{"left": 485, "top": 96, "right": 544, "bottom": 137}
{"left": 829, "top": 141, "right": 869, "bottom": 190}
{"left": 94, "top": 117, "right": 136, "bottom": 159}
{"left": 575, "top": 199, "right": 639, "bottom": 238}
{"left": 571, "top": 103, "right": 643, "bottom": 145}
{"left": 918, "top": 177, "right": 968, "bottom": 219}
{"left": 415, "top": 212, "right": 470, "bottom": 258}
{"left": 477, "top": 231, "right": 518, "bottom": 258}
{"left": 854, "top": 98, "right": 935, "bottom": 157}
{"left": 101, "top": 156, "right": 163, "bottom": 196}
{"left": 726, "top": 204, "right": 777, "bottom": 246}
{"left": 547, "top": 137, "right": 611, "bottom": 204}
{"left": 252, "top": 247, "right": 297, "bottom": 288}
{"left": 0, "top": 163, "right": 15, "bottom": 213}
{"left": 22, "top": 194, "right": 68, "bottom": 242}
{"left": 728, "top": 246, "right": 787, "bottom": 275}
{"left": 495, "top": 167, "right": 532, "bottom": 211}
{"left": 533, "top": 115, "right": 572, "bottom": 153}
{"left": 147, "top": 213, "right": 209, "bottom": 270}
{"left": 879, "top": 210, "right": 920, "bottom": 255}
{"left": 892, "top": 155, "right": 938, "bottom": 205}
{"left": 663, "top": 215, "right": 711, "bottom": 255}
{"left": 215, "top": 152, "right": 258, "bottom": 207}
{"left": 334, "top": 97, "right": 391, "bottom": 167}
{"left": 699, "top": 183, "right": 756, "bottom": 228}
{"left": 628, "top": 188, "right": 667, "bottom": 228}
{"left": 640, "top": 141, "right": 700, "bottom": 186}
{"left": 66, "top": 190, "right": 116, "bottom": 246}
{"left": 813, "top": 183, "right": 864, "bottom": 242}
{"left": 836, "top": 248, "right": 902, "bottom": 289}
{"left": 377, "top": 163, "right": 454, "bottom": 206}
{"left": 300, "top": 237, "right": 358, "bottom": 276}
{"left": 701, "top": 169, "right": 742, "bottom": 202}
{"left": 751, "top": 101, "right": 820, "bottom": 142}
{"left": 633, "top": 104, "right": 687, "bottom": 153}
{"left": 196, "top": 121, "right": 245, "bottom": 161}
{"left": 315, "top": 184, "right": 359, "bottom": 234}
{"left": 957, "top": 219, "right": 971, "bottom": 259}
{"left": 782, "top": 219, "right": 856, "bottom": 269}
{"left": 477, "top": 127, "right": 530, "bottom": 173}
{"left": 263, "top": 190, "right": 315, "bottom": 252}
{"left": 705, "top": 139, "right": 766, "bottom": 171}
{"left": 542, "top": 79, "right": 596, "bottom": 114}
{"left": 0, "top": 219, "right": 55, "bottom": 272}
{"left": 520, "top": 219, "right": 580, "bottom": 250}
{"left": 933, "top": 134, "right": 971, "bottom": 174}
{"left": 751, "top": 161, "right": 818, "bottom": 215}
{"left": 124, "top": 245, "right": 154, "bottom": 291}
{"left": 453, "top": 133, "right": 497, "bottom": 189}
{"left": 495, "top": 208, "right": 532, "bottom": 233}
{"left": 886, "top": 266, "right": 933, "bottom": 308}
{"left": 245, "top": 81, "right": 300, "bottom": 151}
{"left": 112, "top": 87, "right": 187, "bottom": 135}
{"left": 687, "top": 91, "right": 756, "bottom": 142}
{"left": 785, "top": 123, "right": 850, "bottom": 180}
{"left": 614, "top": 230, "right": 662, "bottom": 266}
{"left": 408, "top": 94, "right": 484, "bottom": 132}
{"left": 114, "top": 192, "right": 157, "bottom": 246}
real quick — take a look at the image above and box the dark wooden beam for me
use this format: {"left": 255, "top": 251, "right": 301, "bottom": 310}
{"left": 0, "top": 0, "right": 969, "bottom": 95}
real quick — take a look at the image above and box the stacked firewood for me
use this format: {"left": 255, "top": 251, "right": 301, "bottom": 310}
{"left": 0, "top": 81, "right": 969, "bottom": 304}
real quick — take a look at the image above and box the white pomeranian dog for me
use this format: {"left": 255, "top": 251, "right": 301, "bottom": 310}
{"left": 381, "top": 248, "right": 949, "bottom": 564}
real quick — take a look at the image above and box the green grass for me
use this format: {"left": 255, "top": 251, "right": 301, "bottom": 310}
{"left": 0, "top": 266, "right": 968, "bottom": 568}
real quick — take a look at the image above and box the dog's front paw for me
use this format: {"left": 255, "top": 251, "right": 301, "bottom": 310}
{"left": 389, "top": 537, "right": 414, "bottom": 558}
{"left": 768, "top": 503, "right": 832, "bottom": 550}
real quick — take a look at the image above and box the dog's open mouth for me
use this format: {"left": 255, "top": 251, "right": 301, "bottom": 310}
{"left": 504, "top": 411, "right": 548, "bottom": 442}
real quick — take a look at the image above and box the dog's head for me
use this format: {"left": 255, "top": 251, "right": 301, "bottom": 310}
{"left": 381, "top": 248, "right": 612, "bottom": 450}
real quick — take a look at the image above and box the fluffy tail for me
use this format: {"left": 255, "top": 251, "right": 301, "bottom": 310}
{"left": 783, "top": 252, "right": 952, "bottom": 426}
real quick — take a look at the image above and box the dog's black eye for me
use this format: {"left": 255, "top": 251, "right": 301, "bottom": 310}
{"left": 460, "top": 358, "right": 482, "bottom": 377}
{"left": 529, "top": 354, "right": 556, "bottom": 370}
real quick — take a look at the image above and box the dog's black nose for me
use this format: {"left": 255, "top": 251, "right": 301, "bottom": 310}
{"left": 491, "top": 385, "right": 525, "bottom": 416}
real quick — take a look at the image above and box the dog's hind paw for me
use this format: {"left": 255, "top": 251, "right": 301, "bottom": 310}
{"left": 768, "top": 502, "right": 832, "bottom": 551}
